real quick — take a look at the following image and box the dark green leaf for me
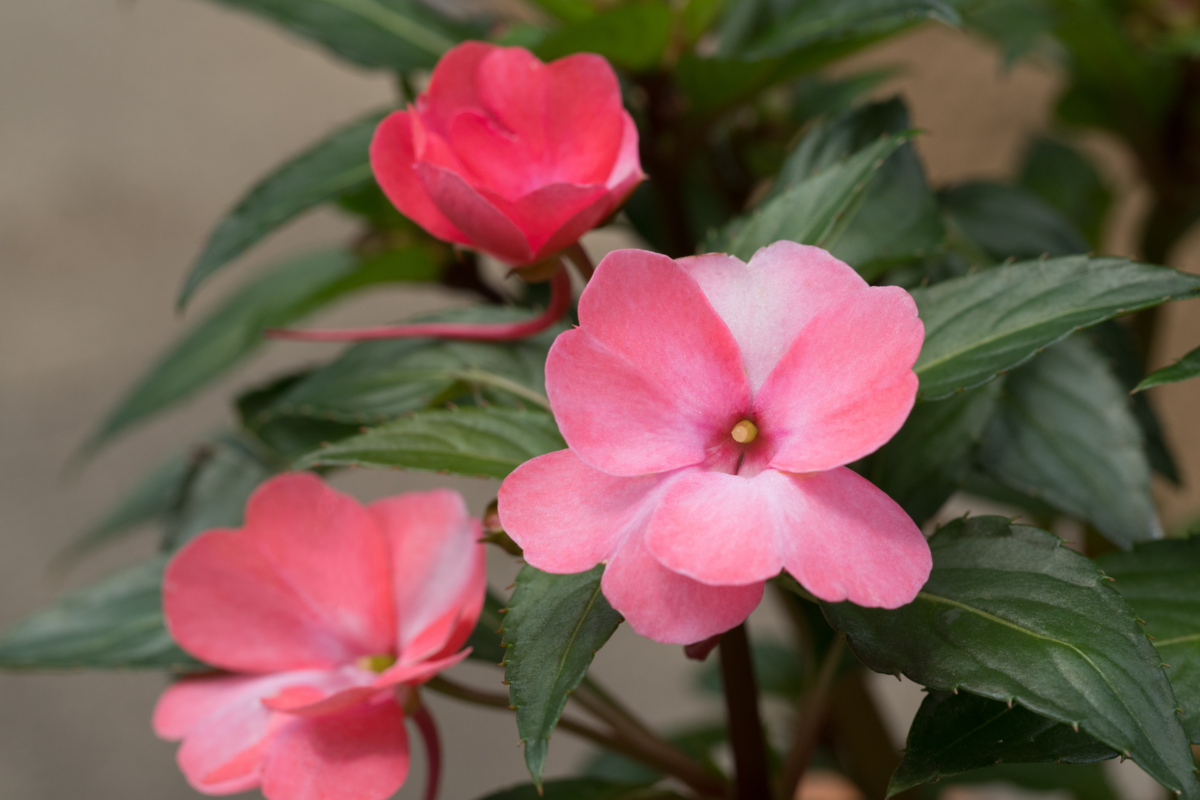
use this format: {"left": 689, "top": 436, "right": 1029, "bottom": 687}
{"left": 890, "top": 690, "right": 1118, "bottom": 795}
{"left": 958, "top": 0, "right": 1056, "bottom": 66}
{"left": 1136, "top": 344, "right": 1200, "bottom": 392}
{"left": 294, "top": 407, "right": 565, "bottom": 479}
{"left": 743, "top": 0, "right": 960, "bottom": 61}
{"left": 865, "top": 381, "right": 1001, "bottom": 524}
{"left": 534, "top": 5, "right": 672, "bottom": 71}
{"left": 911, "top": 255, "right": 1200, "bottom": 399}
{"left": 1018, "top": 137, "right": 1111, "bottom": 248}
{"left": 709, "top": 131, "right": 909, "bottom": 260}
{"left": 939, "top": 182, "right": 1089, "bottom": 264}
{"left": 203, "top": 0, "right": 470, "bottom": 73}
{"left": 696, "top": 639, "right": 803, "bottom": 700}
{"left": 822, "top": 516, "right": 1199, "bottom": 798}
{"left": 502, "top": 565, "right": 623, "bottom": 787}
{"left": 979, "top": 336, "right": 1159, "bottom": 546}
{"left": 524, "top": 0, "right": 594, "bottom": 23}
{"left": 476, "top": 779, "right": 682, "bottom": 800}
{"left": 162, "top": 435, "right": 275, "bottom": 550}
{"left": 237, "top": 371, "right": 361, "bottom": 461}
{"left": 179, "top": 112, "right": 386, "bottom": 306}
{"left": 90, "top": 247, "right": 438, "bottom": 451}
{"left": 930, "top": 762, "right": 1119, "bottom": 800}
{"left": 466, "top": 589, "right": 507, "bottom": 665}
{"left": 1096, "top": 537, "right": 1200, "bottom": 743}
{"left": 0, "top": 558, "right": 203, "bottom": 672}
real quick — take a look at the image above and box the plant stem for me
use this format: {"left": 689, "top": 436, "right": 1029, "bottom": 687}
{"left": 720, "top": 624, "right": 772, "bottom": 800}
{"left": 425, "top": 676, "right": 726, "bottom": 798}
{"left": 781, "top": 637, "right": 845, "bottom": 798}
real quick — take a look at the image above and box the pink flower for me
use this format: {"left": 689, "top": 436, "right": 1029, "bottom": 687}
{"left": 371, "top": 42, "right": 645, "bottom": 266}
{"left": 154, "top": 473, "right": 485, "bottom": 800}
{"left": 497, "top": 242, "right": 931, "bottom": 645}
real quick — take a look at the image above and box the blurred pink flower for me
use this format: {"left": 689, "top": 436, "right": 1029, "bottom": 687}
{"left": 498, "top": 242, "right": 931, "bottom": 644}
{"left": 371, "top": 42, "right": 645, "bottom": 266}
{"left": 154, "top": 473, "right": 485, "bottom": 800}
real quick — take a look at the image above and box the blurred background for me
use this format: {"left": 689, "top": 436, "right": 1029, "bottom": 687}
{"left": 2, "top": 1, "right": 1199, "bottom": 798}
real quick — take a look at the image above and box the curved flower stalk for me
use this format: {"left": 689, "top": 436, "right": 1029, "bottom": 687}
{"left": 271, "top": 42, "right": 643, "bottom": 344}
{"left": 498, "top": 241, "right": 932, "bottom": 644}
{"left": 154, "top": 473, "right": 485, "bottom": 800}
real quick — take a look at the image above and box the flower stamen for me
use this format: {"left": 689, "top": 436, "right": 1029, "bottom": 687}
{"left": 358, "top": 654, "right": 398, "bottom": 673}
{"left": 730, "top": 420, "right": 758, "bottom": 444}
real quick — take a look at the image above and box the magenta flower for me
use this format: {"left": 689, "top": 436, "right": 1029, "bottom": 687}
{"left": 498, "top": 242, "right": 931, "bottom": 644}
{"left": 371, "top": 42, "right": 645, "bottom": 267}
{"left": 154, "top": 473, "right": 485, "bottom": 800}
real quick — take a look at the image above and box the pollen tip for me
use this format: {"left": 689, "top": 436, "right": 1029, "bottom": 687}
{"left": 731, "top": 420, "right": 758, "bottom": 444}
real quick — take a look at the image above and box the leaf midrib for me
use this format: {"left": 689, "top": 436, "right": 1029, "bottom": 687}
{"left": 316, "top": 0, "right": 455, "bottom": 55}
{"left": 535, "top": 582, "right": 605, "bottom": 736}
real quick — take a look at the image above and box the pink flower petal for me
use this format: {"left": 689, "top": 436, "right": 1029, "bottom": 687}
{"left": 681, "top": 242, "right": 867, "bottom": 393}
{"left": 602, "top": 532, "right": 764, "bottom": 645}
{"left": 447, "top": 110, "right": 544, "bottom": 198}
{"left": 373, "top": 650, "right": 472, "bottom": 689}
{"left": 369, "top": 489, "right": 485, "bottom": 665}
{"left": 416, "top": 161, "right": 533, "bottom": 264}
{"left": 163, "top": 473, "right": 396, "bottom": 673}
{"left": 545, "top": 53, "right": 625, "bottom": 185}
{"left": 260, "top": 667, "right": 381, "bottom": 718}
{"left": 416, "top": 41, "right": 491, "bottom": 135}
{"left": 605, "top": 113, "right": 646, "bottom": 196}
{"left": 475, "top": 46, "right": 549, "bottom": 159}
{"left": 371, "top": 111, "right": 470, "bottom": 246}
{"left": 546, "top": 249, "right": 751, "bottom": 476}
{"left": 779, "top": 468, "right": 931, "bottom": 608}
{"left": 498, "top": 449, "right": 670, "bottom": 574}
{"left": 261, "top": 697, "right": 410, "bottom": 800}
{"left": 483, "top": 181, "right": 611, "bottom": 258}
{"left": 754, "top": 286, "right": 923, "bottom": 473}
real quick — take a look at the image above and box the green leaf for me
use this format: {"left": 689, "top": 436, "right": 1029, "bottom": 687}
{"left": 524, "top": 0, "right": 594, "bottom": 23}
{"left": 696, "top": 639, "right": 803, "bottom": 700}
{"left": 911, "top": 255, "right": 1200, "bottom": 399}
{"left": 958, "top": 0, "right": 1056, "bottom": 66}
{"left": 709, "top": 131, "right": 909, "bottom": 261}
{"left": 1018, "top": 137, "right": 1112, "bottom": 249}
{"left": 502, "top": 565, "right": 624, "bottom": 787}
{"left": 534, "top": 4, "right": 672, "bottom": 71}
{"left": 0, "top": 558, "right": 203, "bottom": 672}
{"left": 938, "top": 182, "right": 1090, "bottom": 264}
{"left": 476, "top": 779, "right": 682, "bottom": 800}
{"left": 294, "top": 407, "right": 565, "bottom": 479}
{"left": 930, "top": 762, "right": 1119, "bottom": 800}
{"left": 162, "top": 435, "right": 275, "bottom": 551}
{"left": 466, "top": 589, "right": 507, "bottom": 665}
{"left": 743, "top": 0, "right": 960, "bottom": 61}
{"left": 1136, "top": 344, "right": 1200, "bottom": 392}
{"left": 178, "top": 112, "right": 386, "bottom": 306}
{"left": 1096, "top": 537, "right": 1200, "bottom": 743}
{"left": 90, "top": 247, "right": 438, "bottom": 451}
{"left": 890, "top": 690, "right": 1118, "bottom": 795}
{"left": 821, "top": 516, "right": 1199, "bottom": 799}
{"left": 203, "top": 0, "right": 469, "bottom": 73}
{"left": 979, "top": 336, "right": 1159, "bottom": 546}
{"left": 253, "top": 306, "right": 559, "bottom": 427}
{"left": 864, "top": 381, "right": 1001, "bottom": 525}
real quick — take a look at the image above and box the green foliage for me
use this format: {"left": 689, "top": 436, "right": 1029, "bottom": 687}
{"left": 466, "top": 589, "right": 508, "bottom": 666}
{"left": 178, "top": 111, "right": 386, "bottom": 307}
{"left": 476, "top": 779, "right": 683, "bottom": 800}
{"left": 89, "top": 248, "right": 438, "bottom": 452}
{"left": 502, "top": 566, "right": 624, "bottom": 787}
{"left": 161, "top": 435, "right": 275, "bottom": 550}
{"left": 979, "top": 336, "right": 1159, "bottom": 546}
{"left": 0, "top": 558, "right": 202, "bottom": 672}
{"left": 294, "top": 407, "right": 565, "bottom": 479}
{"left": 535, "top": 5, "right": 672, "bottom": 72}
{"left": 822, "top": 516, "right": 1199, "bottom": 799}
{"left": 890, "top": 690, "right": 1118, "bottom": 795}
{"left": 910, "top": 255, "right": 1200, "bottom": 399}
{"left": 1096, "top": 537, "right": 1200, "bottom": 743}
{"left": 957, "top": 0, "right": 1056, "bottom": 66}
{"left": 1018, "top": 137, "right": 1112, "bottom": 248}
{"left": 695, "top": 640, "right": 803, "bottom": 701}
{"left": 1136, "top": 344, "right": 1200, "bottom": 392}
{"left": 938, "top": 182, "right": 1089, "bottom": 263}
{"left": 928, "top": 762, "right": 1119, "bottom": 800}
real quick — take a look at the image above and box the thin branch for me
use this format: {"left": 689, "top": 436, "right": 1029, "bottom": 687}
{"left": 781, "top": 636, "right": 845, "bottom": 798}
{"left": 720, "top": 624, "right": 771, "bottom": 800}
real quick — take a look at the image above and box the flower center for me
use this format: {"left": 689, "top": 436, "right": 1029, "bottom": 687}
{"left": 357, "top": 654, "right": 397, "bottom": 673}
{"left": 730, "top": 420, "right": 758, "bottom": 444}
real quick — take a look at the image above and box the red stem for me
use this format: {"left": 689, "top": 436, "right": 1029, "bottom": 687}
{"left": 412, "top": 704, "right": 442, "bottom": 800}
{"left": 265, "top": 267, "right": 571, "bottom": 343}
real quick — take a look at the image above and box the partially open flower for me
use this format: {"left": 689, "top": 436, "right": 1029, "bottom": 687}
{"left": 498, "top": 242, "right": 931, "bottom": 645}
{"left": 154, "top": 473, "right": 485, "bottom": 800}
{"left": 371, "top": 42, "right": 645, "bottom": 266}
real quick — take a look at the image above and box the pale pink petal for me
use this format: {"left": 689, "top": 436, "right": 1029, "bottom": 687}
{"left": 681, "top": 242, "right": 867, "bottom": 393}
{"left": 260, "top": 666, "right": 381, "bottom": 718}
{"left": 475, "top": 47, "right": 548, "bottom": 159}
{"left": 416, "top": 162, "right": 533, "bottom": 264}
{"left": 754, "top": 287, "right": 923, "bottom": 472}
{"left": 545, "top": 53, "right": 625, "bottom": 185}
{"left": 371, "top": 111, "right": 470, "bottom": 246}
{"left": 602, "top": 533, "right": 764, "bottom": 645}
{"left": 546, "top": 249, "right": 751, "bottom": 476}
{"left": 417, "top": 41, "right": 491, "bottom": 135}
{"left": 483, "top": 182, "right": 610, "bottom": 256}
{"left": 163, "top": 473, "right": 396, "bottom": 673}
{"left": 779, "top": 468, "right": 931, "bottom": 608}
{"left": 374, "top": 650, "right": 471, "bottom": 689}
{"left": 498, "top": 449, "right": 671, "bottom": 573}
{"left": 369, "top": 489, "right": 485, "bottom": 665}
{"left": 605, "top": 113, "right": 646, "bottom": 197}
{"left": 261, "top": 697, "right": 410, "bottom": 800}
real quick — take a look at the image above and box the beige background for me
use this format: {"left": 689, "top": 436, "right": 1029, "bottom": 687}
{"left": 2, "top": 2, "right": 1197, "bottom": 799}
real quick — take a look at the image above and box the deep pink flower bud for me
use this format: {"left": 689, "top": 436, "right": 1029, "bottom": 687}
{"left": 371, "top": 42, "right": 645, "bottom": 266}
{"left": 154, "top": 473, "right": 485, "bottom": 800}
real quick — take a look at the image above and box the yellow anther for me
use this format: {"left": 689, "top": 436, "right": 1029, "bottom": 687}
{"left": 731, "top": 420, "right": 758, "bottom": 444}
{"left": 357, "top": 654, "right": 398, "bottom": 673}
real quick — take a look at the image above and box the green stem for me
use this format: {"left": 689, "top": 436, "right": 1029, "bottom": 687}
{"left": 780, "top": 637, "right": 845, "bottom": 797}
{"left": 720, "top": 624, "right": 772, "bottom": 800}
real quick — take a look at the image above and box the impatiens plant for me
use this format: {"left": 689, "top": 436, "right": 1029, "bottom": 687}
{"left": 6, "top": 1, "right": 1200, "bottom": 800}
